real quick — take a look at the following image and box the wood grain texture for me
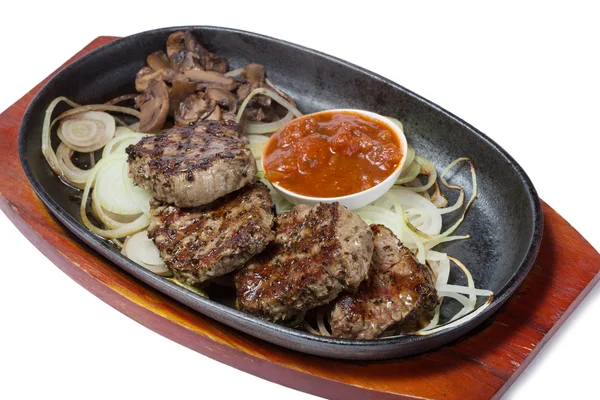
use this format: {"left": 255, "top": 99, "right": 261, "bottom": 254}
{"left": 1, "top": 37, "right": 599, "bottom": 400}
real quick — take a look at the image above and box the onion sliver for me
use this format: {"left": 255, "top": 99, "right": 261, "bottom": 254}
{"left": 80, "top": 155, "right": 150, "bottom": 239}
{"left": 317, "top": 309, "right": 331, "bottom": 337}
{"left": 246, "top": 134, "right": 269, "bottom": 159}
{"left": 236, "top": 87, "right": 302, "bottom": 124}
{"left": 438, "top": 284, "right": 493, "bottom": 298}
{"left": 122, "top": 231, "right": 169, "bottom": 275}
{"left": 56, "top": 143, "right": 92, "bottom": 189}
{"left": 115, "top": 126, "right": 136, "bottom": 137}
{"left": 355, "top": 206, "right": 402, "bottom": 237}
{"left": 246, "top": 111, "right": 294, "bottom": 134}
{"left": 91, "top": 188, "right": 140, "bottom": 230}
{"left": 58, "top": 111, "right": 116, "bottom": 152}
{"left": 447, "top": 256, "right": 476, "bottom": 321}
{"left": 102, "top": 132, "right": 147, "bottom": 157}
{"left": 42, "top": 96, "right": 81, "bottom": 177}
{"left": 54, "top": 103, "right": 141, "bottom": 121}
{"left": 404, "top": 146, "right": 415, "bottom": 167}
{"left": 395, "top": 159, "right": 420, "bottom": 185}
{"left": 387, "top": 188, "right": 442, "bottom": 235}
{"left": 430, "top": 181, "right": 449, "bottom": 208}
{"left": 415, "top": 296, "right": 494, "bottom": 336}
{"left": 94, "top": 157, "right": 147, "bottom": 215}
{"left": 105, "top": 93, "right": 138, "bottom": 106}
{"left": 403, "top": 156, "right": 437, "bottom": 193}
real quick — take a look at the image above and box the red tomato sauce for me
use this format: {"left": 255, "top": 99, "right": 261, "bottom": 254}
{"left": 263, "top": 111, "right": 403, "bottom": 197}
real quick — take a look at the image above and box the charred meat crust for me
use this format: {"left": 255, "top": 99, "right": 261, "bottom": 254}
{"left": 234, "top": 202, "right": 373, "bottom": 323}
{"left": 330, "top": 224, "right": 438, "bottom": 339}
{"left": 126, "top": 121, "right": 257, "bottom": 207}
{"left": 148, "top": 181, "right": 275, "bottom": 285}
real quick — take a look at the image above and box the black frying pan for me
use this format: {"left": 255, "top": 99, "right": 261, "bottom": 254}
{"left": 18, "top": 26, "right": 543, "bottom": 360}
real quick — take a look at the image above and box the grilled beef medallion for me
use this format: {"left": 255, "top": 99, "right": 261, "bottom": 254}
{"left": 148, "top": 180, "right": 275, "bottom": 285}
{"left": 126, "top": 120, "right": 256, "bottom": 208}
{"left": 330, "top": 225, "right": 438, "bottom": 339}
{"left": 234, "top": 202, "right": 374, "bottom": 324}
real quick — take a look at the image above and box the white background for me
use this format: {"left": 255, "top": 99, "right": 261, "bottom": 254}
{"left": 1, "top": 2, "right": 598, "bottom": 399}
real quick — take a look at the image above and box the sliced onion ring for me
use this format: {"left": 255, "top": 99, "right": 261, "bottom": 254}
{"left": 56, "top": 143, "right": 92, "bottom": 189}
{"left": 42, "top": 96, "right": 81, "bottom": 177}
{"left": 58, "top": 111, "right": 116, "bottom": 152}
{"left": 94, "top": 157, "right": 146, "bottom": 215}
{"left": 246, "top": 110, "right": 294, "bottom": 134}
{"left": 80, "top": 154, "right": 150, "bottom": 239}
{"left": 122, "top": 231, "right": 170, "bottom": 276}
{"left": 236, "top": 87, "right": 302, "bottom": 124}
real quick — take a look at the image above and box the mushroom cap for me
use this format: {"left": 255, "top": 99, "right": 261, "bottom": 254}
{"left": 175, "top": 92, "right": 215, "bottom": 126}
{"left": 138, "top": 80, "right": 170, "bottom": 133}
{"left": 166, "top": 31, "right": 186, "bottom": 60}
{"left": 135, "top": 67, "right": 173, "bottom": 92}
{"left": 146, "top": 50, "right": 171, "bottom": 71}
{"left": 206, "top": 87, "right": 238, "bottom": 113}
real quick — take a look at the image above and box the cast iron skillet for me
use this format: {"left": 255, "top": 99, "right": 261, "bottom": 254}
{"left": 18, "top": 26, "right": 543, "bottom": 360}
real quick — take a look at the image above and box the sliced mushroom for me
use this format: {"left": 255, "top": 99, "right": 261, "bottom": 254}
{"left": 135, "top": 67, "right": 174, "bottom": 92}
{"left": 179, "top": 52, "right": 204, "bottom": 71}
{"left": 166, "top": 31, "right": 186, "bottom": 60}
{"left": 175, "top": 92, "right": 215, "bottom": 126}
{"left": 202, "top": 54, "right": 228, "bottom": 74}
{"left": 205, "top": 87, "right": 238, "bottom": 113}
{"left": 183, "top": 30, "right": 228, "bottom": 72}
{"left": 137, "top": 80, "right": 170, "bottom": 133}
{"left": 146, "top": 51, "right": 171, "bottom": 71}
{"left": 169, "top": 81, "right": 198, "bottom": 115}
{"left": 173, "top": 69, "right": 237, "bottom": 91}
{"left": 135, "top": 67, "right": 153, "bottom": 92}
{"left": 184, "top": 29, "right": 209, "bottom": 56}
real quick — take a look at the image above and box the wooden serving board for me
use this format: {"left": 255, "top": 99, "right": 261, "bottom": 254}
{"left": 1, "top": 37, "right": 599, "bottom": 400}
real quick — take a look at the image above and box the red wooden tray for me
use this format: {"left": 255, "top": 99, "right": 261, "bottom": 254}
{"left": 1, "top": 36, "right": 599, "bottom": 400}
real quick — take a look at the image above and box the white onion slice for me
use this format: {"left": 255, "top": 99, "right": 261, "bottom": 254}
{"left": 122, "top": 231, "right": 169, "bottom": 275}
{"left": 91, "top": 187, "right": 133, "bottom": 230}
{"left": 94, "top": 157, "right": 145, "bottom": 215}
{"left": 395, "top": 160, "right": 420, "bottom": 184}
{"left": 236, "top": 87, "right": 302, "bottom": 124}
{"left": 415, "top": 296, "right": 493, "bottom": 336}
{"left": 102, "top": 132, "right": 147, "bottom": 157}
{"left": 438, "top": 285, "right": 494, "bottom": 298}
{"left": 402, "top": 156, "right": 437, "bottom": 193}
{"left": 42, "top": 96, "right": 81, "bottom": 177}
{"left": 246, "top": 111, "right": 294, "bottom": 134}
{"left": 57, "top": 111, "right": 116, "bottom": 152}
{"left": 354, "top": 206, "right": 402, "bottom": 237}
{"left": 246, "top": 134, "right": 269, "bottom": 159}
{"left": 80, "top": 154, "right": 150, "bottom": 239}
{"left": 115, "top": 126, "right": 135, "bottom": 137}
{"left": 56, "top": 143, "right": 92, "bottom": 189}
